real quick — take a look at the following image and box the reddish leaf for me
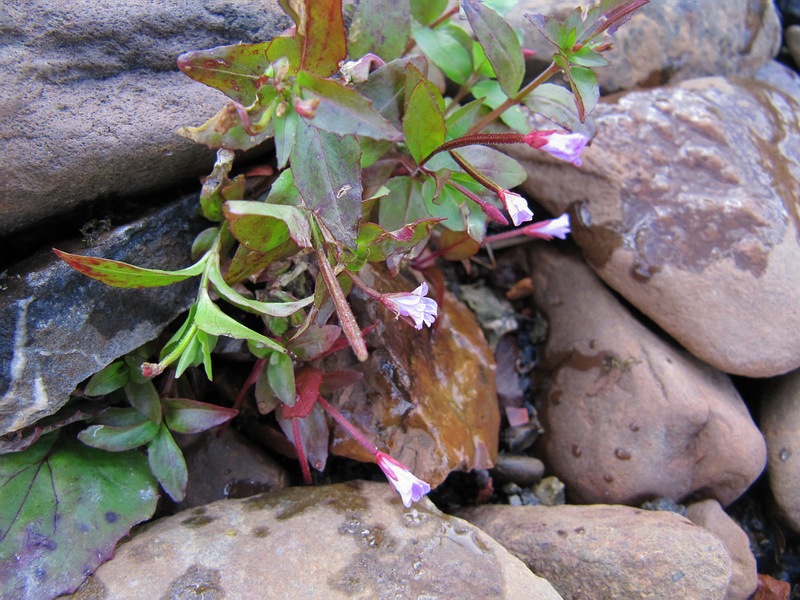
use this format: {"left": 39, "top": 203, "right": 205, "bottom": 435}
{"left": 283, "top": 367, "right": 323, "bottom": 419}
{"left": 299, "top": 0, "right": 346, "bottom": 76}
{"left": 162, "top": 398, "right": 238, "bottom": 434}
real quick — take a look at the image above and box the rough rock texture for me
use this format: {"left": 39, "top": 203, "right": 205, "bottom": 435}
{"left": 508, "top": 0, "right": 780, "bottom": 93}
{"left": 511, "top": 77, "right": 800, "bottom": 377}
{"left": 0, "top": 0, "right": 291, "bottom": 236}
{"left": 0, "top": 195, "right": 204, "bottom": 435}
{"left": 327, "top": 266, "right": 499, "bottom": 488}
{"left": 62, "top": 481, "right": 564, "bottom": 600}
{"left": 529, "top": 244, "right": 766, "bottom": 506}
{"left": 761, "top": 368, "right": 800, "bottom": 533}
{"left": 177, "top": 427, "right": 288, "bottom": 510}
{"left": 456, "top": 504, "right": 733, "bottom": 600}
{"left": 685, "top": 499, "right": 759, "bottom": 600}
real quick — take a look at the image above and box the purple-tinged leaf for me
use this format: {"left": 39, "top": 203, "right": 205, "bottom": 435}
{"left": 78, "top": 421, "right": 159, "bottom": 452}
{"left": 84, "top": 361, "right": 129, "bottom": 396}
{"left": 349, "top": 0, "right": 410, "bottom": 61}
{"left": 411, "top": 0, "right": 448, "bottom": 25}
{"left": 462, "top": 0, "right": 524, "bottom": 98}
{"left": 404, "top": 80, "right": 445, "bottom": 164}
{"left": 147, "top": 424, "right": 187, "bottom": 502}
{"left": 124, "top": 380, "right": 161, "bottom": 425}
{"left": 291, "top": 119, "right": 363, "bottom": 248}
{"left": 274, "top": 110, "right": 299, "bottom": 169}
{"left": 355, "top": 56, "right": 428, "bottom": 129}
{"left": 445, "top": 98, "right": 485, "bottom": 140}
{"left": 277, "top": 403, "right": 329, "bottom": 471}
{"left": 357, "top": 218, "right": 442, "bottom": 262}
{"left": 412, "top": 24, "right": 472, "bottom": 85}
{"left": 524, "top": 83, "right": 597, "bottom": 137}
{"left": 525, "top": 13, "right": 565, "bottom": 50}
{"left": 53, "top": 249, "right": 205, "bottom": 289}
{"left": 162, "top": 398, "right": 238, "bottom": 434}
{"left": 287, "top": 324, "right": 342, "bottom": 360}
{"left": 268, "top": 352, "right": 296, "bottom": 407}
{"left": 93, "top": 407, "right": 147, "bottom": 428}
{"left": 194, "top": 289, "right": 286, "bottom": 353}
{"left": 320, "top": 370, "right": 364, "bottom": 394}
{"left": 0, "top": 433, "right": 157, "bottom": 600}
{"left": 578, "top": 0, "right": 650, "bottom": 42}
{"left": 299, "top": 0, "right": 346, "bottom": 77}
{"left": 224, "top": 200, "right": 312, "bottom": 252}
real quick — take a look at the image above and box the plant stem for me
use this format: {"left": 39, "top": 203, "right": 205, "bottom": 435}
{"left": 292, "top": 418, "right": 312, "bottom": 484}
{"left": 317, "top": 395, "right": 379, "bottom": 456}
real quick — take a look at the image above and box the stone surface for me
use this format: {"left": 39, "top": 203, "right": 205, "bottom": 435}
{"left": 508, "top": 0, "right": 780, "bottom": 93}
{"left": 62, "top": 481, "right": 564, "bottom": 600}
{"left": 327, "top": 266, "right": 500, "bottom": 488}
{"left": 493, "top": 454, "right": 546, "bottom": 487}
{"left": 0, "top": 0, "right": 291, "bottom": 236}
{"left": 754, "top": 60, "right": 800, "bottom": 100}
{"left": 0, "top": 195, "right": 204, "bottom": 435}
{"left": 177, "top": 427, "right": 288, "bottom": 510}
{"left": 760, "top": 368, "right": 800, "bottom": 533}
{"left": 528, "top": 244, "right": 766, "bottom": 506}
{"left": 511, "top": 76, "right": 800, "bottom": 377}
{"left": 456, "top": 504, "right": 733, "bottom": 600}
{"left": 788, "top": 25, "right": 800, "bottom": 69}
{"left": 685, "top": 499, "right": 758, "bottom": 600}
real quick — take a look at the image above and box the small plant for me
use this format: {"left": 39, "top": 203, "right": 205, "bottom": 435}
{"left": 1, "top": 1, "right": 648, "bottom": 597}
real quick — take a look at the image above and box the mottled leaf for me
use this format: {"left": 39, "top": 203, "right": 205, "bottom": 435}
{"left": 300, "top": 0, "right": 346, "bottom": 76}
{"left": 349, "top": 0, "right": 410, "bottom": 61}
{"left": 147, "top": 424, "right": 187, "bottom": 502}
{"left": 404, "top": 80, "right": 445, "bottom": 164}
{"left": 162, "top": 398, "right": 238, "bottom": 434}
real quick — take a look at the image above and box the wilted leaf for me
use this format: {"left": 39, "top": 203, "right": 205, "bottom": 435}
{"left": 162, "top": 398, "right": 238, "bottom": 434}
{"left": 84, "top": 361, "right": 129, "bottom": 396}
{"left": 147, "top": 424, "right": 187, "bottom": 502}
{"left": 77, "top": 421, "right": 159, "bottom": 452}
{"left": 349, "top": 0, "right": 410, "bottom": 61}
{"left": 404, "top": 80, "right": 445, "bottom": 164}
{"left": 0, "top": 434, "right": 158, "bottom": 600}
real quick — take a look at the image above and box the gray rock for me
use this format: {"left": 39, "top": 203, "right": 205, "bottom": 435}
{"left": 493, "top": 454, "right": 546, "bottom": 486}
{"left": 788, "top": 25, "right": 800, "bottom": 70}
{"left": 0, "top": 194, "right": 204, "bottom": 435}
{"left": 754, "top": 59, "right": 800, "bottom": 100}
{"left": 0, "top": 0, "right": 291, "bottom": 236}
{"left": 62, "top": 481, "right": 564, "bottom": 600}
{"left": 457, "top": 504, "right": 733, "bottom": 600}
{"left": 508, "top": 0, "right": 780, "bottom": 93}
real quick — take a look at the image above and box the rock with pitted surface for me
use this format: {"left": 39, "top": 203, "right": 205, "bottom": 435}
{"left": 508, "top": 0, "right": 780, "bottom": 93}
{"left": 528, "top": 244, "right": 765, "bottom": 506}
{"left": 510, "top": 77, "right": 800, "bottom": 378}
{"left": 456, "top": 503, "right": 732, "bottom": 600}
{"left": 61, "top": 481, "right": 564, "bottom": 600}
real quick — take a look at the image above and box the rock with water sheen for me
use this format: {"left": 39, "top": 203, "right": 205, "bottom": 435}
{"left": 61, "top": 481, "right": 564, "bottom": 600}
{"left": 528, "top": 244, "right": 766, "bottom": 506}
{"left": 512, "top": 77, "right": 800, "bottom": 377}
{"left": 456, "top": 504, "right": 733, "bottom": 600}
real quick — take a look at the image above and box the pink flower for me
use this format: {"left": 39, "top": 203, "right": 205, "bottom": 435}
{"left": 375, "top": 451, "right": 431, "bottom": 508}
{"left": 523, "top": 213, "right": 571, "bottom": 240}
{"left": 498, "top": 190, "right": 534, "bottom": 226}
{"left": 524, "top": 131, "right": 589, "bottom": 166}
{"left": 381, "top": 282, "right": 438, "bottom": 330}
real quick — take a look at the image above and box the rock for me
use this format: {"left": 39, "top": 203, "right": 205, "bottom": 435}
{"left": 0, "top": 0, "right": 291, "bottom": 236}
{"left": 177, "top": 428, "right": 288, "bottom": 510}
{"left": 788, "top": 25, "right": 800, "bottom": 69}
{"left": 493, "top": 454, "right": 546, "bottom": 487}
{"left": 62, "top": 481, "right": 564, "bottom": 600}
{"left": 327, "top": 266, "right": 499, "bottom": 488}
{"left": 0, "top": 195, "right": 204, "bottom": 435}
{"left": 528, "top": 244, "right": 766, "bottom": 506}
{"left": 512, "top": 76, "right": 800, "bottom": 377}
{"left": 508, "top": 0, "right": 780, "bottom": 93}
{"left": 760, "top": 368, "right": 800, "bottom": 533}
{"left": 456, "top": 504, "right": 733, "bottom": 600}
{"left": 754, "top": 60, "right": 800, "bottom": 100}
{"left": 685, "top": 499, "right": 758, "bottom": 600}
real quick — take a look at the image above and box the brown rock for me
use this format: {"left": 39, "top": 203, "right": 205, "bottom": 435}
{"left": 457, "top": 504, "right": 733, "bottom": 600}
{"left": 685, "top": 499, "right": 758, "bottom": 600}
{"left": 761, "top": 368, "right": 800, "bottom": 533}
{"left": 327, "top": 266, "right": 499, "bottom": 488}
{"left": 508, "top": 0, "right": 780, "bottom": 92}
{"left": 63, "top": 482, "right": 564, "bottom": 600}
{"left": 512, "top": 77, "right": 800, "bottom": 377}
{"left": 529, "top": 244, "right": 765, "bottom": 506}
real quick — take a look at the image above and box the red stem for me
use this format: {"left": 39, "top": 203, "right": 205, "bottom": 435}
{"left": 292, "top": 418, "right": 312, "bottom": 484}
{"left": 317, "top": 395, "right": 378, "bottom": 456}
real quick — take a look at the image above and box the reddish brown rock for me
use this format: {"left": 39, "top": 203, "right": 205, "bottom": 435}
{"left": 529, "top": 244, "right": 765, "bottom": 506}
{"left": 457, "top": 504, "right": 732, "bottom": 600}
{"left": 511, "top": 77, "right": 800, "bottom": 377}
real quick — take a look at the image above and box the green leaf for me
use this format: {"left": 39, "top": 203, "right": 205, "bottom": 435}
{"left": 412, "top": 25, "right": 472, "bottom": 85}
{"left": 84, "top": 361, "right": 129, "bottom": 396}
{"left": 199, "top": 149, "right": 243, "bottom": 222}
{"left": 255, "top": 360, "right": 280, "bottom": 415}
{"left": 147, "top": 424, "right": 187, "bottom": 502}
{"left": 268, "top": 352, "right": 296, "bottom": 406}
{"left": 197, "top": 330, "right": 217, "bottom": 380}
{"left": 0, "top": 434, "right": 157, "bottom": 600}
{"left": 524, "top": 83, "right": 592, "bottom": 135}
{"left": 428, "top": 144, "right": 527, "bottom": 190}
{"left": 274, "top": 109, "right": 299, "bottom": 169}
{"left": 569, "top": 65, "right": 599, "bottom": 120}
{"left": 349, "top": 0, "right": 410, "bottom": 61}
{"left": 176, "top": 42, "right": 272, "bottom": 105}
{"left": 265, "top": 168, "right": 303, "bottom": 206}
{"left": 469, "top": 79, "right": 529, "bottom": 133}
{"left": 569, "top": 45, "right": 611, "bottom": 67}
{"left": 93, "top": 407, "right": 148, "bottom": 428}
{"left": 299, "top": 0, "right": 347, "bottom": 76}
{"left": 355, "top": 56, "right": 428, "bottom": 129}
{"left": 472, "top": 41, "right": 496, "bottom": 78}
{"left": 291, "top": 120, "right": 363, "bottom": 248}
{"left": 356, "top": 218, "right": 441, "bottom": 262}
{"left": 297, "top": 71, "right": 403, "bottom": 141}
{"left": 410, "top": 0, "right": 447, "bottom": 25}
{"left": 163, "top": 398, "right": 238, "bottom": 434}
{"left": 378, "top": 176, "right": 428, "bottom": 232}
{"left": 422, "top": 178, "right": 463, "bottom": 230}
{"left": 445, "top": 97, "right": 485, "bottom": 140}
{"left": 462, "top": 0, "right": 524, "bottom": 97}
{"left": 224, "top": 200, "right": 312, "bottom": 252}
{"left": 124, "top": 380, "right": 162, "bottom": 425}
{"left": 194, "top": 289, "right": 286, "bottom": 353}
{"left": 77, "top": 421, "right": 159, "bottom": 452}
{"left": 53, "top": 249, "right": 206, "bottom": 288}
{"left": 403, "top": 80, "right": 445, "bottom": 164}
{"left": 266, "top": 36, "right": 301, "bottom": 73}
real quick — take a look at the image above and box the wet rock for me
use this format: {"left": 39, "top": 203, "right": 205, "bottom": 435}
{"left": 761, "top": 368, "right": 800, "bottom": 533}
{"left": 493, "top": 454, "right": 545, "bottom": 487}
{"left": 62, "top": 481, "right": 564, "bottom": 600}
{"left": 0, "top": 195, "right": 204, "bottom": 435}
{"left": 457, "top": 504, "right": 733, "bottom": 600}
{"left": 512, "top": 77, "right": 800, "bottom": 377}
{"left": 1, "top": 0, "right": 291, "bottom": 236}
{"left": 529, "top": 244, "right": 766, "bottom": 506}
{"left": 509, "top": 0, "right": 780, "bottom": 93}
{"left": 685, "top": 499, "right": 758, "bottom": 600}
{"left": 177, "top": 428, "right": 288, "bottom": 510}
{"left": 327, "top": 266, "right": 499, "bottom": 488}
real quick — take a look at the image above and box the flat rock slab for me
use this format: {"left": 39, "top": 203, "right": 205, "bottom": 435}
{"left": 457, "top": 504, "right": 733, "bottom": 600}
{"left": 512, "top": 76, "right": 800, "bottom": 377}
{"left": 62, "top": 481, "right": 564, "bottom": 600}
{"left": 0, "top": 195, "right": 204, "bottom": 435}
